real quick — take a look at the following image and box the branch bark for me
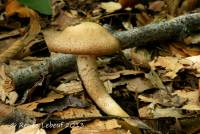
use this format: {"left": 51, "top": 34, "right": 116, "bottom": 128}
{"left": 7, "top": 53, "right": 76, "bottom": 89}
{"left": 113, "top": 13, "right": 200, "bottom": 48}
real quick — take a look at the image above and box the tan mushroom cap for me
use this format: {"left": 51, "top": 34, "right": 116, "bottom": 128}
{"left": 47, "top": 22, "right": 120, "bottom": 55}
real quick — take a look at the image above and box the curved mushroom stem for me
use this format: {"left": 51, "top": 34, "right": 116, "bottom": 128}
{"left": 77, "top": 55, "right": 129, "bottom": 117}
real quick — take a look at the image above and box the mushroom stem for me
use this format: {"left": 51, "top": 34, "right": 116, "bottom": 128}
{"left": 113, "top": 13, "right": 200, "bottom": 48}
{"left": 77, "top": 55, "right": 129, "bottom": 117}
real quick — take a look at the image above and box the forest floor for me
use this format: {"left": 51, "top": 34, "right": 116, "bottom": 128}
{"left": 0, "top": 0, "right": 200, "bottom": 134}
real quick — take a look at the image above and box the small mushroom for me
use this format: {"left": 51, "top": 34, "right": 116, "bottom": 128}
{"left": 46, "top": 22, "right": 128, "bottom": 116}
{"left": 48, "top": 22, "right": 120, "bottom": 55}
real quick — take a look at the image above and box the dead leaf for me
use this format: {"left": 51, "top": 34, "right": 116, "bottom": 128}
{"left": 136, "top": 12, "right": 153, "bottom": 26}
{"left": 150, "top": 56, "right": 193, "bottom": 79}
{"left": 173, "top": 90, "right": 200, "bottom": 110}
{"left": 126, "top": 77, "right": 154, "bottom": 93}
{"left": 0, "top": 65, "right": 17, "bottom": 104}
{"left": 149, "top": 1, "right": 165, "bottom": 12}
{"left": 100, "top": 70, "right": 143, "bottom": 81}
{"left": 36, "top": 95, "right": 89, "bottom": 113}
{"left": 17, "top": 93, "right": 64, "bottom": 111}
{"left": 138, "top": 89, "right": 187, "bottom": 107}
{"left": 55, "top": 80, "right": 83, "bottom": 95}
{"left": 71, "top": 119, "right": 129, "bottom": 134}
{"left": 145, "top": 70, "right": 165, "bottom": 89}
{"left": 53, "top": 105, "right": 101, "bottom": 119}
{"left": 139, "top": 104, "right": 183, "bottom": 118}
{"left": 51, "top": 11, "right": 81, "bottom": 30}
{"left": 100, "top": 2, "right": 122, "bottom": 13}
{"left": 163, "top": 0, "right": 181, "bottom": 15}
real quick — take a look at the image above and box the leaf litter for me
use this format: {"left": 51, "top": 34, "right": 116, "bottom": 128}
{"left": 0, "top": 0, "right": 200, "bottom": 133}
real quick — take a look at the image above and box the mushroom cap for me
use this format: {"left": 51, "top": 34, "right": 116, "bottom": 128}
{"left": 47, "top": 22, "right": 120, "bottom": 55}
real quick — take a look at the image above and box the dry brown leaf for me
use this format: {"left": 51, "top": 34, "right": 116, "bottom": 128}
{"left": 131, "top": 48, "right": 151, "bottom": 67}
{"left": 15, "top": 124, "right": 46, "bottom": 134}
{"left": 71, "top": 119, "right": 130, "bottom": 134}
{"left": 100, "top": 2, "right": 122, "bottom": 13}
{"left": 136, "top": 12, "right": 153, "bottom": 26}
{"left": 169, "top": 43, "right": 189, "bottom": 57}
{"left": 100, "top": 70, "right": 143, "bottom": 81}
{"left": 17, "top": 93, "right": 64, "bottom": 111}
{"left": 52, "top": 11, "right": 81, "bottom": 30}
{"left": 0, "top": 125, "right": 15, "bottom": 134}
{"left": 163, "top": 0, "right": 181, "bottom": 15}
{"left": 173, "top": 90, "right": 200, "bottom": 110}
{"left": 53, "top": 105, "right": 101, "bottom": 119}
{"left": 150, "top": 56, "right": 194, "bottom": 79}
{"left": 0, "top": 65, "right": 18, "bottom": 104}
{"left": 55, "top": 80, "right": 83, "bottom": 95}
{"left": 126, "top": 77, "right": 154, "bottom": 93}
{"left": 186, "top": 55, "right": 200, "bottom": 74}
{"left": 139, "top": 104, "right": 183, "bottom": 118}
{"left": 138, "top": 89, "right": 187, "bottom": 107}
{"left": 149, "top": 1, "right": 165, "bottom": 12}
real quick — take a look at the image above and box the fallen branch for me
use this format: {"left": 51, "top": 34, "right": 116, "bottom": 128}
{"left": 7, "top": 53, "right": 75, "bottom": 90}
{"left": 113, "top": 13, "right": 200, "bottom": 48}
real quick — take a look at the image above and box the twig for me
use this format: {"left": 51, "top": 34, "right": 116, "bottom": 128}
{"left": 7, "top": 53, "right": 76, "bottom": 89}
{"left": 113, "top": 13, "right": 200, "bottom": 48}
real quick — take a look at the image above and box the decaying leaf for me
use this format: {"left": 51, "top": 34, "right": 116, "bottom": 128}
{"left": 163, "top": 0, "right": 180, "bottom": 15}
{"left": 53, "top": 105, "right": 101, "bottom": 119}
{"left": 37, "top": 95, "right": 89, "bottom": 113}
{"left": 173, "top": 90, "right": 200, "bottom": 110}
{"left": 71, "top": 119, "right": 129, "bottom": 134}
{"left": 126, "top": 77, "right": 154, "bottom": 93}
{"left": 149, "top": 1, "right": 165, "bottom": 12}
{"left": 0, "top": 65, "right": 17, "bottom": 104}
{"left": 100, "top": 2, "right": 122, "bottom": 13}
{"left": 139, "top": 104, "right": 183, "bottom": 118}
{"left": 55, "top": 80, "right": 83, "bottom": 95}
{"left": 145, "top": 70, "right": 165, "bottom": 89}
{"left": 149, "top": 56, "right": 199, "bottom": 79}
{"left": 17, "top": 93, "right": 64, "bottom": 111}
{"left": 100, "top": 70, "right": 143, "bottom": 81}
{"left": 51, "top": 11, "right": 81, "bottom": 30}
{"left": 138, "top": 89, "right": 187, "bottom": 107}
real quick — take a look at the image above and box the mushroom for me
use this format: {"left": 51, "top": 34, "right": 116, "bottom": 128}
{"left": 47, "top": 22, "right": 120, "bottom": 55}
{"left": 47, "top": 22, "right": 129, "bottom": 116}
{"left": 45, "top": 22, "right": 156, "bottom": 133}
